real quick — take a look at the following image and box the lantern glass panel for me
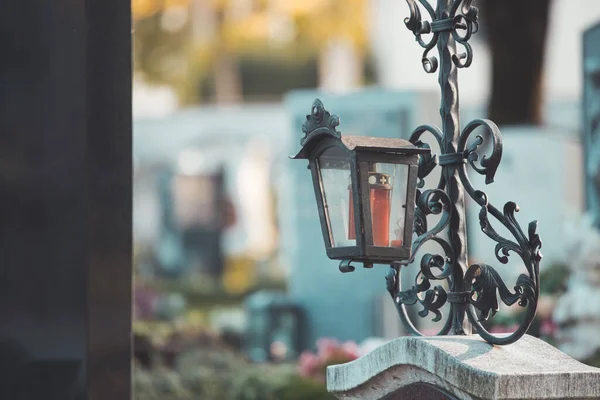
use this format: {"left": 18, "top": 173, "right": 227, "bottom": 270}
{"left": 317, "top": 147, "right": 355, "bottom": 248}
{"left": 366, "top": 163, "right": 409, "bottom": 247}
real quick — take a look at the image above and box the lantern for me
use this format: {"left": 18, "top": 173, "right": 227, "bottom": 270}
{"left": 291, "top": 99, "right": 429, "bottom": 268}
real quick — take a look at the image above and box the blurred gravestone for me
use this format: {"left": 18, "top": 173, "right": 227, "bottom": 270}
{"left": 551, "top": 21, "right": 600, "bottom": 364}
{"left": 156, "top": 164, "right": 226, "bottom": 279}
{"left": 281, "top": 89, "right": 438, "bottom": 347}
{"left": 583, "top": 22, "right": 600, "bottom": 225}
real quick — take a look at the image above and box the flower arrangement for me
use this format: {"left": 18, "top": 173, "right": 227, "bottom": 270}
{"left": 298, "top": 338, "right": 359, "bottom": 384}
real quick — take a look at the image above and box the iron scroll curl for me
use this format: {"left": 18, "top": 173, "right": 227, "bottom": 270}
{"left": 404, "top": 0, "right": 479, "bottom": 73}
{"left": 456, "top": 119, "right": 542, "bottom": 344}
{"left": 385, "top": 187, "right": 455, "bottom": 336}
{"left": 398, "top": 0, "right": 541, "bottom": 345}
{"left": 385, "top": 118, "right": 542, "bottom": 344}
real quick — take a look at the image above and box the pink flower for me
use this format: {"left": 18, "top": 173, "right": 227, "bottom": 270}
{"left": 540, "top": 319, "right": 558, "bottom": 337}
{"left": 340, "top": 341, "right": 359, "bottom": 359}
{"left": 316, "top": 338, "right": 340, "bottom": 359}
{"left": 133, "top": 285, "right": 158, "bottom": 320}
{"left": 298, "top": 351, "right": 320, "bottom": 378}
{"left": 298, "top": 338, "right": 360, "bottom": 383}
{"left": 489, "top": 324, "right": 519, "bottom": 334}
{"left": 420, "top": 328, "right": 439, "bottom": 336}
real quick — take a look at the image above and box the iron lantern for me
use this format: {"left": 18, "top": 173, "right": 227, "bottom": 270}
{"left": 292, "top": 99, "right": 430, "bottom": 270}
{"left": 285, "top": 0, "right": 544, "bottom": 346}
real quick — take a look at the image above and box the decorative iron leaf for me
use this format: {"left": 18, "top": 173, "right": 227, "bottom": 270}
{"left": 466, "top": 264, "right": 535, "bottom": 323}
{"left": 300, "top": 99, "right": 341, "bottom": 146}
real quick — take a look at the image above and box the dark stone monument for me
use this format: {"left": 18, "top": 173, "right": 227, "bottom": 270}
{"left": 0, "top": 1, "right": 132, "bottom": 399}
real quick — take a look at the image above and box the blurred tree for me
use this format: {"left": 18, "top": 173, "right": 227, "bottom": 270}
{"left": 481, "top": 0, "right": 552, "bottom": 125}
{"left": 132, "top": 0, "right": 368, "bottom": 104}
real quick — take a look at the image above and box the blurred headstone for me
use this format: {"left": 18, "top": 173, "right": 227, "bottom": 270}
{"left": 554, "top": 217, "right": 600, "bottom": 361}
{"left": 281, "top": 89, "right": 439, "bottom": 347}
{"left": 243, "top": 291, "right": 305, "bottom": 363}
{"left": 552, "top": 22, "right": 600, "bottom": 363}
{"left": 156, "top": 162, "right": 227, "bottom": 279}
{"left": 583, "top": 22, "right": 600, "bottom": 225}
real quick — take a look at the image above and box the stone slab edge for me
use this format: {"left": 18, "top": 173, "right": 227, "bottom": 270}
{"left": 326, "top": 335, "right": 600, "bottom": 400}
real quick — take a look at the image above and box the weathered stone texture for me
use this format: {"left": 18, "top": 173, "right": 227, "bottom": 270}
{"left": 327, "top": 335, "right": 600, "bottom": 400}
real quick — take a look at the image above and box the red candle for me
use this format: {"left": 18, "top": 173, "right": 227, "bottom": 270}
{"left": 347, "top": 172, "right": 393, "bottom": 246}
{"left": 348, "top": 185, "right": 356, "bottom": 240}
{"left": 370, "top": 172, "right": 391, "bottom": 246}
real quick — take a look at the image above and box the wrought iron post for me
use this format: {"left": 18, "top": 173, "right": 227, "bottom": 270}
{"left": 435, "top": 0, "right": 471, "bottom": 335}
{"left": 383, "top": 0, "right": 543, "bottom": 345}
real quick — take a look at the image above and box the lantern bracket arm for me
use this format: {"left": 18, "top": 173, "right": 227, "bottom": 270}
{"left": 455, "top": 131, "right": 542, "bottom": 344}
{"left": 402, "top": 189, "right": 453, "bottom": 265}
{"left": 461, "top": 202, "right": 541, "bottom": 345}
{"left": 385, "top": 242, "right": 454, "bottom": 335}
{"left": 384, "top": 189, "right": 455, "bottom": 332}
{"left": 409, "top": 124, "right": 444, "bottom": 189}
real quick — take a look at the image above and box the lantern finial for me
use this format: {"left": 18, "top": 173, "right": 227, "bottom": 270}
{"left": 301, "top": 99, "right": 341, "bottom": 146}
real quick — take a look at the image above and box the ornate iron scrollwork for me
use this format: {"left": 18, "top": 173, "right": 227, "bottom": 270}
{"left": 385, "top": 187, "right": 455, "bottom": 336}
{"left": 301, "top": 98, "right": 341, "bottom": 146}
{"left": 404, "top": 0, "right": 479, "bottom": 73}
{"left": 385, "top": 0, "right": 542, "bottom": 345}
{"left": 386, "top": 120, "right": 542, "bottom": 344}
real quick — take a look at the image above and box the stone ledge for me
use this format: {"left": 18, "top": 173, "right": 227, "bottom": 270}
{"left": 326, "top": 335, "right": 600, "bottom": 400}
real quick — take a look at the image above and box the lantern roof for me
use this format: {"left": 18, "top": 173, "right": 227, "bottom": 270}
{"left": 291, "top": 98, "right": 429, "bottom": 160}
{"left": 340, "top": 136, "right": 428, "bottom": 154}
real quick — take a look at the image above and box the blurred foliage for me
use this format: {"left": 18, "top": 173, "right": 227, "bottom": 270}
{"left": 274, "top": 375, "right": 334, "bottom": 400}
{"left": 133, "top": 330, "right": 336, "bottom": 400}
{"left": 222, "top": 255, "right": 257, "bottom": 294}
{"left": 132, "top": 0, "right": 368, "bottom": 104}
{"left": 145, "top": 275, "right": 286, "bottom": 307}
{"left": 586, "top": 351, "right": 600, "bottom": 369}
{"left": 133, "top": 0, "right": 192, "bottom": 21}
{"left": 133, "top": 13, "right": 191, "bottom": 84}
{"left": 132, "top": 321, "right": 355, "bottom": 399}
{"left": 539, "top": 263, "right": 570, "bottom": 295}
{"left": 198, "top": 50, "right": 320, "bottom": 102}
{"left": 132, "top": 0, "right": 367, "bottom": 48}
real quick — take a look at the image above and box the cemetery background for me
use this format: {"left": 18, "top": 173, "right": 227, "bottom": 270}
{"left": 131, "top": 0, "right": 600, "bottom": 398}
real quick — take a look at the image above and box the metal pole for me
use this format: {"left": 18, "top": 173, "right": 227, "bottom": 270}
{"left": 436, "top": 0, "right": 471, "bottom": 335}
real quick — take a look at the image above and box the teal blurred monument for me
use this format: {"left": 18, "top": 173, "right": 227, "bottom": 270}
{"left": 281, "top": 89, "right": 438, "bottom": 347}
{"left": 584, "top": 22, "right": 600, "bottom": 225}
